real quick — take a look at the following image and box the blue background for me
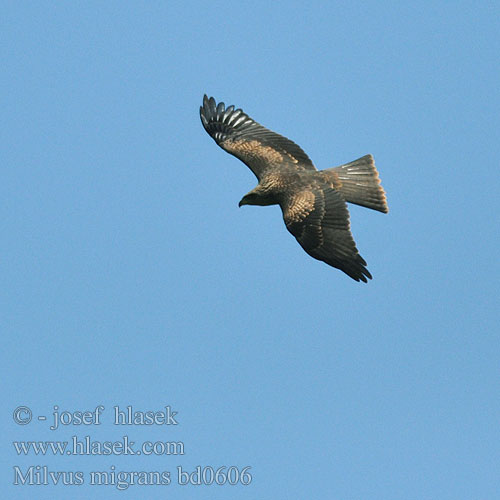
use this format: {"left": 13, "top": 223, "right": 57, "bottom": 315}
{"left": 3, "top": 1, "right": 499, "bottom": 498}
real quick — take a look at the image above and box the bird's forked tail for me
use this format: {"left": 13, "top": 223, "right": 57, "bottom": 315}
{"left": 324, "top": 154, "right": 388, "bottom": 213}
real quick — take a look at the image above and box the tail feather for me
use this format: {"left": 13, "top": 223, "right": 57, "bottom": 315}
{"left": 325, "top": 154, "right": 388, "bottom": 213}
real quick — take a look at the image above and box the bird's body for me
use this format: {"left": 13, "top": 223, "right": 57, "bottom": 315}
{"left": 200, "top": 95, "right": 388, "bottom": 282}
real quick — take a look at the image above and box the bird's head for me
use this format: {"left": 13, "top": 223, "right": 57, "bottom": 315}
{"left": 238, "top": 191, "right": 259, "bottom": 207}
{"left": 239, "top": 185, "right": 276, "bottom": 207}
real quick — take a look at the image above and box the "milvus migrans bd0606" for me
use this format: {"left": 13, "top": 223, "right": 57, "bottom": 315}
{"left": 200, "top": 95, "right": 388, "bottom": 283}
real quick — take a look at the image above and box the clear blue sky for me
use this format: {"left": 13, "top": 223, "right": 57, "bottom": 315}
{"left": 3, "top": 1, "right": 499, "bottom": 498}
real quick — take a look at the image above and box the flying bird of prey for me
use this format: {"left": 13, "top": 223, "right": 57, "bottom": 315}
{"left": 200, "top": 95, "right": 388, "bottom": 282}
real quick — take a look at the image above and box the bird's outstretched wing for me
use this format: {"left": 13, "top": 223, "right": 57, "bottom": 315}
{"left": 282, "top": 183, "right": 372, "bottom": 282}
{"left": 200, "top": 95, "right": 316, "bottom": 180}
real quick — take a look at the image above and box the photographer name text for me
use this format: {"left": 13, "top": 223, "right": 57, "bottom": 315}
{"left": 13, "top": 405, "right": 178, "bottom": 430}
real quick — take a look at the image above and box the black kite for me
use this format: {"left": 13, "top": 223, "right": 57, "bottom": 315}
{"left": 200, "top": 95, "right": 388, "bottom": 282}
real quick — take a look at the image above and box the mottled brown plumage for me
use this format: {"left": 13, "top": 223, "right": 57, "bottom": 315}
{"left": 200, "top": 95, "right": 388, "bottom": 282}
